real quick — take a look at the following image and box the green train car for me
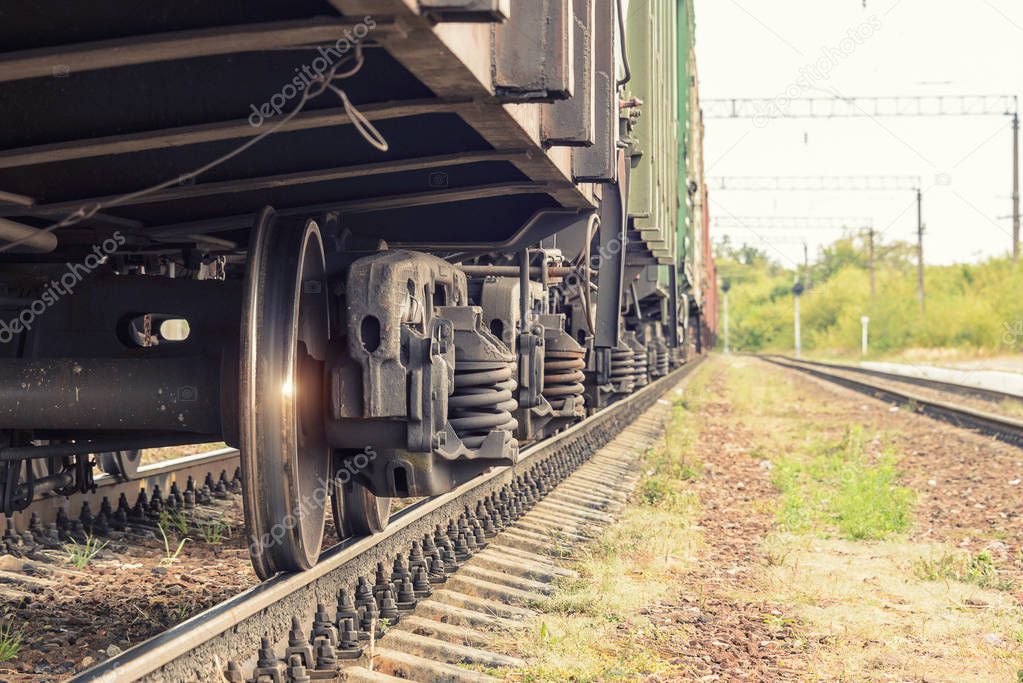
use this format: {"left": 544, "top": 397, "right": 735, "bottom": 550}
{"left": 624, "top": 0, "right": 717, "bottom": 356}
{"left": 0, "top": 0, "right": 715, "bottom": 577}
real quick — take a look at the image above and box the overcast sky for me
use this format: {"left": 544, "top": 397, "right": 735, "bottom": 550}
{"left": 693, "top": 0, "right": 1022, "bottom": 266}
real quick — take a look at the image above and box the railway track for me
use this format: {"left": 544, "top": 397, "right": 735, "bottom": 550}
{"left": 763, "top": 355, "right": 1023, "bottom": 447}
{"left": 766, "top": 356, "right": 1022, "bottom": 404}
{"left": 5, "top": 447, "right": 241, "bottom": 536}
{"left": 69, "top": 360, "right": 701, "bottom": 682}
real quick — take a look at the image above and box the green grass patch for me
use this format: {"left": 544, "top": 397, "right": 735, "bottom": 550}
{"left": 772, "top": 426, "right": 914, "bottom": 540}
{"left": 913, "top": 550, "right": 1015, "bottom": 591}
{"left": 63, "top": 535, "right": 108, "bottom": 568}
{"left": 634, "top": 405, "right": 702, "bottom": 514}
{"left": 0, "top": 614, "right": 21, "bottom": 663}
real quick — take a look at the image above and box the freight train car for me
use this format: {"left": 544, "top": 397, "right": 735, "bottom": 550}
{"left": 0, "top": 0, "right": 714, "bottom": 578}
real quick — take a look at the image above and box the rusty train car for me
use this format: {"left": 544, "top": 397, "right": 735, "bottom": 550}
{"left": 0, "top": 0, "right": 714, "bottom": 578}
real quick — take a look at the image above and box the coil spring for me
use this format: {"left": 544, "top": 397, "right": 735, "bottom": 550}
{"left": 655, "top": 342, "right": 669, "bottom": 377}
{"left": 449, "top": 360, "right": 518, "bottom": 449}
{"left": 632, "top": 348, "right": 649, "bottom": 388}
{"left": 609, "top": 346, "right": 635, "bottom": 393}
{"left": 542, "top": 348, "right": 586, "bottom": 411}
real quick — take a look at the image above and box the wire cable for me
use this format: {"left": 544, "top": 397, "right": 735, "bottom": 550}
{"left": 615, "top": 0, "right": 631, "bottom": 87}
{"left": 0, "top": 42, "right": 387, "bottom": 254}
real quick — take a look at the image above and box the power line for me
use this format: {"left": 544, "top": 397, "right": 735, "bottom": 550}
{"left": 703, "top": 94, "right": 1018, "bottom": 119}
{"left": 710, "top": 175, "right": 920, "bottom": 192}
{"left": 713, "top": 216, "right": 872, "bottom": 230}
{"left": 704, "top": 94, "right": 1019, "bottom": 260}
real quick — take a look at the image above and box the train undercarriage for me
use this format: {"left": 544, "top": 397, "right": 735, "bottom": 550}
{"left": 0, "top": 0, "right": 708, "bottom": 578}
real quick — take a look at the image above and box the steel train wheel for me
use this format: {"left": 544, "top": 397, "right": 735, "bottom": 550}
{"left": 331, "top": 468, "right": 391, "bottom": 537}
{"left": 239, "top": 209, "right": 331, "bottom": 579}
{"left": 98, "top": 450, "right": 141, "bottom": 480}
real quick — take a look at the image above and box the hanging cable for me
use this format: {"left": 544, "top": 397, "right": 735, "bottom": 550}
{"left": 0, "top": 42, "right": 388, "bottom": 254}
{"left": 615, "top": 0, "right": 631, "bottom": 87}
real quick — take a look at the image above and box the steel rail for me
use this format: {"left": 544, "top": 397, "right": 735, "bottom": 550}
{"left": 10, "top": 447, "right": 239, "bottom": 532}
{"left": 762, "top": 355, "right": 1023, "bottom": 447}
{"left": 765, "top": 355, "right": 1022, "bottom": 403}
{"left": 71, "top": 359, "right": 704, "bottom": 683}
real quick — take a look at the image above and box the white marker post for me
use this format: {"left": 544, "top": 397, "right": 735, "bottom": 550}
{"left": 792, "top": 282, "right": 804, "bottom": 359}
{"left": 722, "top": 279, "right": 731, "bottom": 354}
{"left": 861, "top": 315, "right": 870, "bottom": 356}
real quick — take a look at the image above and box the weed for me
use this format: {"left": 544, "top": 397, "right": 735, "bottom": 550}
{"left": 0, "top": 616, "right": 21, "bottom": 663}
{"left": 197, "top": 518, "right": 230, "bottom": 544}
{"left": 635, "top": 406, "right": 702, "bottom": 514}
{"left": 158, "top": 508, "right": 189, "bottom": 537}
{"left": 64, "top": 535, "right": 108, "bottom": 568}
{"left": 913, "top": 550, "right": 1014, "bottom": 591}
{"left": 158, "top": 523, "right": 189, "bottom": 567}
{"left": 0, "top": 617, "right": 20, "bottom": 662}
{"left": 772, "top": 426, "right": 913, "bottom": 540}
{"left": 501, "top": 366, "right": 710, "bottom": 682}
{"left": 760, "top": 533, "right": 796, "bottom": 567}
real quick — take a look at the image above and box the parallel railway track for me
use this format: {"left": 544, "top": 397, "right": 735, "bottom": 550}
{"left": 766, "top": 356, "right": 1021, "bottom": 404}
{"left": 763, "top": 355, "right": 1023, "bottom": 448}
{"left": 70, "top": 360, "right": 702, "bottom": 683}
{"left": 7, "top": 447, "right": 241, "bottom": 535}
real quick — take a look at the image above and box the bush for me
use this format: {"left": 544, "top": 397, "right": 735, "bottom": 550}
{"left": 715, "top": 236, "right": 1023, "bottom": 356}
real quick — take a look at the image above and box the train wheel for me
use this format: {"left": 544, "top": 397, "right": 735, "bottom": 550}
{"left": 239, "top": 209, "right": 331, "bottom": 579}
{"left": 98, "top": 450, "right": 141, "bottom": 480}
{"left": 332, "top": 471, "right": 391, "bottom": 537}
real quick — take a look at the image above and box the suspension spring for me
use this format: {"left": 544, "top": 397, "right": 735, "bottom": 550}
{"left": 449, "top": 360, "right": 519, "bottom": 449}
{"left": 609, "top": 346, "right": 635, "bottom": 393}
{"left": 655, "top": 342, "right": 670, "bottom": 377}
{"left": 632, "top": 347, "right": 649, "bottom": 388}
{"left": 542, "top": 348, "right": 586, "bottom": 411}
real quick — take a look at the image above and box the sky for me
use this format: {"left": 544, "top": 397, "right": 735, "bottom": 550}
{"left": 693, "top": 0, "right": 1023, "bottom": 266}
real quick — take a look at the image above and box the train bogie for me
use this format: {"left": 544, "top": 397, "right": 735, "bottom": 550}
{"left": 0, "top": 0, "right": 714, "bottom": 577}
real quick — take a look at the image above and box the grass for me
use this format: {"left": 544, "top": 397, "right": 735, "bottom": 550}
{"left": 64, "top": 535, "right": 108, "bottom": 568}
{"left": 158, "top": 508, "right": 190, "bottom": 537}
{"left": 914, "top": 550, "right": 1015, "bottom": 592}
{"left": 636, "top": 407, "right": 701, "bottom": 512}
{"left": 501, "top": 370, "right": 711, "bottom": 681}
{"left": 757, "top": 535, "right": 1023, "bottom": 681}
{"left": 772, "top": 426, "right": 914, "bottom": 540}
{"left": 157, "top": 523, "right": 189, "bottom": 567}
{"left": 0, "top": 615, "right": 22, "bottom": 663}
{"left": 197, "top": 518, "right": 230, "bottom": 544}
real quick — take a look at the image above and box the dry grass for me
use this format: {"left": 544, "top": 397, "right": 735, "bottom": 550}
{"left": 755, "top": 534, "right": 1023, "bottom": 681}
{"left": 502, "top": 355, "right": 1023, "bottom": 682}
{"left": 499, "top": 366, "right": 713, "bottom": 681}
{"left": 506, "top": 504, "right": 703, "bottom": 681}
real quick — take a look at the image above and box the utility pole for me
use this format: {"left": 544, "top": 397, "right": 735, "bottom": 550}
{"left": 867, "top": 228, "right": 876, "bottom": 298}
{"left": 916, "top": 189, "right": 925, "bottom": 314}
{"left": 861, "top": 316, "right": 870, "bottom": 356}
{"left": 803, "top": 241, "right": 811, "bottom": 290}
{"left": 1013, "top": 112, "right": 1020, "bottom": 262}
{"left": 708, "top": 93, "right": 1022, "bottom": 257}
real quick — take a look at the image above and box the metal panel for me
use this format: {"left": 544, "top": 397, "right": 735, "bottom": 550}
{"left": 542, "top": 0, "right": 594, "bottom": 145}
{"left": 571, "top": 0, "right": 617, "bottom": 182}
{"left": 594, "top": 177, "right": 626, "bottom": 349}
{"left": 626, "top": 0, "right": 680, "bottom": 258}
{"left": 493, "top": 0, "right": 573, "bottom": 101}
{"left": 419, "top": 0, "right": 510, "bottom": 22}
